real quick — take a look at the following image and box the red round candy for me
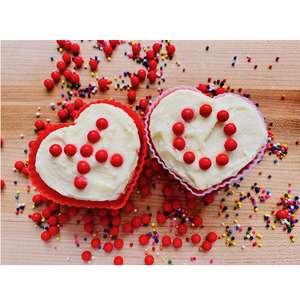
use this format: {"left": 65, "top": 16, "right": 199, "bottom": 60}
{"left": 132, "top": 216, "right": 142, "bottom": 227}
{"left": 202, "top": 240, "right": 212, "bottom": 251}
{"left": 63, "top": 40, "right": 72, "bottom": 50}
{"left": 173, "top": 237, "right": 182, "bottom": 248}
{"left": 32, "top": 195, "right": 42, "bottom": 205}
{"left": 87, "top": 130, "right": 100, "bottom": 143}
{"left": 199, "top": 157, "right": 212, "bottom": 170}
{"left": 100, "top": 216, "right": 110, "bottom": 226}
{"left": 193, "top": 215, "right": 203, "bottom": 226}
{"left": 111, "top": 154, "right": 123, "bottom": 167}
{"left": 173, "top": 137, "right": 186, "bottom": 151}
{"left": 64, "top": 144, "right": 77, "bottom": 156}
{"left": 81, "top": 251, "right": 92, "bottom": 262}
{"left": 68, "top": 207, "right": 78, "bottom": 217}
{"left": 71, "top": 73, "right": 80, "bottom": 83}
{"left": 114, "top": 256, "right": 123, "bottom": 265}
{"left": 225, "top": 139, "right": 237, "bottom": 151}
{"left": 191, "top": 234, "right": 201, "bottom": 244}
{"left": 44, "top": 79, "right": 53, "bottom": 89}
{"left": 157, "top": 213, "right": 166, "bottom": 223}
{"left": 137, "top": 69, "right": 146, "bottom": 79}
{"left": 187, "top": 199, "right": 197, "bottom": 209}
{"left": 111, "top": 216, "right": 121, "bottom": 227}
{"left": 163, "top": 187, "right": 173, "bottom": 197}
{"left": 98, "top": 78, "right": 107, "bottom": 89}
{"left": 44, "top": 124, "right": 53, "bottom": 130}
{"left": 73, "top": 56, "right": 83, "bottom": 66}
{"left": 181, "top": 108, "right": 194, "bottom": 122}
{"left": 71, "top": 43, "right": 80, "bottom": 53}
{"left": 152, "top": 162, "right": 160, "bottom": 172}
{"left": 49, "top": 144, "right": 62, "bottom": 157}
{"left": 123, "top": 223, "right": 133, "bottom": 233}
{"left": 139, "top": 234, "right": 149, "bottom": 245}
{"left": 144, "top": 158, "right": 152, "bottom": 168}
{"left": 62, "top": 53, "right": 71, "bottom": 63}
{"left": 109, "top": 209, "right": 120, "bottom": 217}
{"left": 63, "top": 69, "right": 72, "bottom": 79}
{"left": 41, "top": 231, "right": 51, "bottom": 241}
{"left": 48, "top": 215, "right": 58, "bottom": 226}
{"left": 91, "top": 238, "right": 101, "bottom": 248}
{"left": 148, "top": 70, "right": 157, "bottom": 81}
{"left": 109, "top": 40, "right": 118, "bottom": 47}
{"left": 162, "top": 236, "right": 171, "bottom": 246}
{"left": 131, "top": 76, "right": 140, "bottom": 86}
{"left": 149, "top": 60, "right": 157, "bottom": 70}
{"left": 186, "top": 191, "right": 196, "bottom": 200}
{"left": 114, "top": 239, "right": 124, "bottom": 249}
{"left": 139, "top": 99, "right": 148, "bottom": 109}
{"left": 21, "top": 166, "right": 29, "bottom": 176}
{"left": 51, "top": 71, "right": 60, "bottom": 81}
{"left": 74, "top": 98, "right": 84, "bottom": 109}
{"left": 127, "top": 90, "right": 136, "bottom": 100}
{"left": 96, "top": 118, "right": 108, "bottom": 130}
{"left": 82, "top": 213, "right": 93, "bottom": 223}
{"left": 80, "top": 145, "right": 93, "bottom": 157}
{"left": 58, "top": 109, "right": 68, "bottom": 119}
{"left": 56, "top": 61, "right": 66, "bottom": 71}
{"left": 35, "top": 120, "right": 44, "bottom": 130}
{"left": 65, "top": 103, "right": 75, "bottom": 113}
{"left": 109, "top": 226, "right": 119, "bottom": 236}
{"left": 14, "top": 160, "right": 24, "bottom": 170}
{"left": 49, "top": 225, "right": 59, "bottom": 236}
{"left": 146, "top": 50, "right": 155, "bottom": 60}
{"left": 216, "top": 153, "right": 229, "bottom": 166}
{"left": 32, "top": 212, "right": 42, "bottom": 223}
{"left": 215, "top": 87, "right": 225, "bottom": 95}
{"left": 89, "top": 59, "right": 98, "bottom": 69}
{"left": 74, "top": 176, "right": 87, "bottom": 189}
{"left": 141, "top": 185, "right": 150, "bottom": 195}
{"left": 163, "top": 202, "right": 172, "bottom": 212}
{"left": 103, "top": 242, "right": 113, "bottom": 253}
{"left": 207, "top": 232, "right": 217, "bottom": 243}
{"left": 104, "top": 45, "right": 113, "bottom": 56}
{"left": 84, "top": 222, "right": 94, "bottom": 233}
{"left": 141, "top": 214, "right": 151, "bottom": 224}
{"left": 98, "top": 208, "right": 108, "bottom": 217}
{"left": 95, "top": 150, "right": 108, "bottom": 163}
{"left": 49, "top": 202, "right": 59, "bottom": 212}
{"left": 28, "top": 140, "right": 35, "bottom": 148}
{"left": 277, "top": 210, "right": 288, "bottom": 219}
{"left": 178, "top": 223, "right": 187, "bottom": 234}
{"left": 58, "top": 212, "right": 69, "bottom": 223}
{"left": 172, "top": 122, "right": 185, "bottom": 135}
{"left": 152, "top": 43, "right": 161, "bottom": 52}
{"left": 172, "top": 199, "right": 182, "bottom": 210}
{"left": 56, "top": 40, "right": 65, "bottom": 47}
{"left": 124, "top": 201, "right": 134, "bottom": 212}
{"left": 167, "top": 44, "right": 176, "bottom": 55}
{"left": 198, "top": 84, "right": 207, "bottom": 93}
{"left": 224, "top": 123, "right": 237, "bottom": 135}
{"left": 204, "top": 194, "right": 214, "bottom": 204}
{"left": 132, "top": 44, "right": 141, "bottom": 55}
{"left": 144, "top": 255, "right": 154, "bottom": 265}
{"left": 199, "top": 104, "right": 212, "bottom": 117}
{"left": 217, "top": 110, "right": 229, "bottom": 122}
{"left": 183, "top": 151, "right": 195, "bottom": 164}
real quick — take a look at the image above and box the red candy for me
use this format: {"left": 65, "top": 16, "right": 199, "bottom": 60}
{"left": 124, "top": 201, "right": 134, "bottom": 212}
{"left": 14, "top": 161, "right": 24, "bottom": 170}
{"left": 48, "top": 215, "right": 58, "bottom": 226}
{"left": 104, "top": 45, "right": 113, "bottom": 56}
{"left": 32, "top": 212, "right": 42, "bottom": 223}
{"left": 58, "top": 212, "right": 69, "bottom": 223}
{"left": 144, "top": 168, "right": 153, "bottom": 178}
{"left": 139, "top": 99, "right": 148, "bottom": 109}
{"left": 163, "top": 187, "right": 173, "bottom": 197}
{"left": 65, "top": 103, "right": 75, "bottom": 113}
{"left": 62, "top": 53, "right": 71, "bottom": 64}
{"left": 63, "top": 69, "right": 72, "bottom": 79}
{"left": 68, "top": 207, "right": 78, "bottom": 217}
{"left": 87, "top": 130, "right": 101, "bottom": 143}
{"left": 100, "top": 216, "right": 110, "bottom": 226}
{"left": 181, "top": 108, "right": 194, "bottom": 122}
{"left": 57, "top": 109, "right": 68, "bottom": 119}
{"left": 187, "top": 199, "right": 197, "bottom": 209}
{"left": 32, "top": 195, "right": 42, "bottom": 205}
{"left": 178, "top": 223, "right": 187, "bottom": 234}
{"left": 49, "top": 144, "right": 62, "bottom": 157}
{"left": 111, "top": 154, "right": 123, "bottom": 167}
{"left": 35, "top": 120, "right": 44, "bottom": 130}
{"left": 172, "top": 199, "right": 181, "bottom": 210}
{"left": 82, "top": 213, "right": 93, "bottom": 223}
{"left": 152, "top": 43, "right": 161, "bottom": 53}
{"left": 127, "top": 90, "right": 136, "bottom": 100}
{"left": 114, "top": 256, "right": 123, "bottom": 265}
{"left": 157, "top": 213, "right": 166, "bottom": 223}
{"left": 44, "top": 79, "right": 53, "bottom": 89}
{"left": 21, "top": 166, "right": 29, "bottom": 176}
{"left": 109, "top": 226, "right": 119, "bottom": 236}
{"left": 193, "top": 215, "right": 203, "bottom": 226}
{"left": 141, "top": 185, "right": 150, "bottom": 195}
{"left": 95, "top": 150, "right": 108, "bottom": 163}
{"left": 216, "top": 153, "right": 229, "bottom": 166}
{"left": 63, "top": 40, "right": 72, "bottom": 50}
{"left": 49, "top": 225, "right": 59, "bottom": 236}
{"left": 109, "top": 40, "right": 118, "bottom": 47}
{"left": 199, "top": 157, "right": 212, "bottom": 170}
{"left": 49, "top": 202, "right": 59, "bottom": 212}
{"left": 148, "top": 70, "right": 157, "bottom": 81}
{"left": 163, "top": 202, "right": 172, "bottom": 212}
{"left": 91, "top": 238, "right": 101, "bottom": 248}
{"left": 172, "top": 122, "right": 185, "bottom": 135}
{"left": 109, "top": 209, "right": 120, "bottom": 217}
{"left": 81, "top": 251, "right": 92, "bottom": 261}
{"left": 74, "top": 56, "right": 83, "bottom": 66}
{"left": 56, "top": 40, "right": 65, "bottom": 47}
{"left": 183, "top": 151, "right": 195, "bottom": 164}
{"left": 77, "top": 161, "right": 91, "bottom": 174}
{"left": 131, "top": 76, "right": 140, "bottom": 86}
{"left": 204, "top": 194, "right": 214, "bottom": 204}
{"left": 202, "top": 240, "right": 212, "bottom": 251}
{"left": 111, "top": 216, "right": 121, "bottom": 227}
{"left": 224, "top": 123, "right": 237, "bottom": 135}
{"left": 98, "top": 78, "right": 107, "bottom": 89}
{"left": 198, "top": 84, "right": 207, "bottom": 93}
{"left": 173, "top": 137, "right": 186, "bottom": 151}
{"left": 80, "top": 145, "right": 93, "bottom": 157}
{"left": 206, "top": 232, "right": 217, "bottom": 243}
{"left": 173, "top": 237, "right": 182, "bottom": 248}
{"left": 191, "top": 234, "right": 201, "bottom": 244}
{"left": 96, "top": 118, "right": 108, "bottom": 130}
{"left": 98, "top": 208, "right": 108, "bottom": 217}
{"left": 103, "top": 242, "right": 113, "bottom": 253}
{"left": 74, "top": 176, "right": 87, "bottom": 189}
{"left": 84, "top": 222, "right": 94, "bottom": 233}
{"left": 149, "top": 60, "right": 157, "bottom": 70}
{"left": 199, "top": 104, "right": 212, "bottom": 117}
{"left": 215, "top": 87, "right": 225, "bottom": 95}
{"left": 141, "top": 214, "right": 151, "bottom": 224}
{"left": 132, "top": 216, "right": 142, "bottom": 227}
{"left": 277, "top": 210, "right": 288, "bottom": 219}
{"left": 225, "top": 139, "right": 237, "bottom": 151}
{"left": 56, "top": 61, "right": 66, "bottom": 71}
{"left": 74, "top": 99, "right": 84, "bottom": 109}
{"left": 139, "top": 234, "right": 149, "bottom": 245}
{"left": 51, "top": 71, "right": 60, "bottom": 81}
{"left": 71, "top": 43, "right": 80, "bottom": 53}
{"left": 132, "top": 44, "right": 141, "bottom": 55}
{"left": 64, "top": 144, "right": 77, "bottom": 156}
{"left": 162, "top": 236, "right": 171, "bottom": 246}
{"left": 41, "top": 231, "right": 51, "bottom": 241}
{"left": 166, "top": 44, "right": 175, "bottom": 55}
{"left": 217, "top": 110, "right": 229, "bottom": 122}
{"left": 114, "top": 239, "right": 124, "bottom": 249}
{"left": 89, "top": 59, "right": 98, "bottom": 69}
{"left": 146, "top": 50, "right": 155, "bottom": 60}
{"left": 137, "top": 69, "right": 146, "bottom": 79}
{"left": 71, "top": 73, "right": 80, "bottom": 84}
{"left": 123, "top": 223, "right": 133, "bottom": 233}
{"left": 145, "top": 255, "right": 154, "bottom": 265}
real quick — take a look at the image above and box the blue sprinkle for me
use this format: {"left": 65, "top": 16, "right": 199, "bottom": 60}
{"left": 234, "top": 56, "right": 237, "bottom": 60}
{"left": 274, "top": 159, "right": 278, "bottom": 163}
{"left": 15, "top": 195, "right": 19, "bottom": 199}
{"left": 50, "top": 57, "right": 54, "bottom": 61}
{"left": 232, "top": 62, "right": 235, "bottom": 66}
{"left": 14, "top": 181, "right": 17, "bottom": 184}
{"left": 83, "top": 238, "right": 87, "bottom": 241}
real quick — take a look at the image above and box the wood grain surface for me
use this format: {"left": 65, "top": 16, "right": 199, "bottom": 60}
{"left": 1, "top": 40, "right": 300, "bottom": 265}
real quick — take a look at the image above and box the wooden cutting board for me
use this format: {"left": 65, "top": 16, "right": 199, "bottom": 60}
{"left": 1, "top": 40, "right": 300, "bottom": 265}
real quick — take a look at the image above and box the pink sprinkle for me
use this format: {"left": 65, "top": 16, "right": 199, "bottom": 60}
{"left": 170, "top": 223, "right": 173, "bottom": 227}
{"left": 239, "top": 228, "right": 243, "bottom": 231}
{"left": 288, "top": 189, "right": 291, "bottom": 193}
{"left": 74, "top": 240, "right": 78, "bottom": 244}
{"left": 210, "top": 259, "right": 214, "bottom": 263}
{"left": 249, "top": 214, "right": 253, "bottom": 218}
{"left": 169, "top": 228, "right": 172, "bottom": 232}
{"left": 74, "top": 235, "right": 77, "bottom": 239}
{"left": 88, "top": 233, "right": 92, "bottom": 236}
{"left": 183, "top": 68, "right": 185, "bottom": 72}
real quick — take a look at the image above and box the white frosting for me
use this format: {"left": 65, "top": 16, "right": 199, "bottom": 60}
{"left": 149, "top": 90, "right": 267, "bottom": 190}
{"left": 35, "top": 103, "right": 140, "bottom": 201}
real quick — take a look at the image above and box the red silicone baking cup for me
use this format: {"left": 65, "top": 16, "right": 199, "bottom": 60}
{"left": 145, "top": 86, "right": 268, "bottom": 196}
{"left": 28, "top": 99, "right": 147, "bottom": 209}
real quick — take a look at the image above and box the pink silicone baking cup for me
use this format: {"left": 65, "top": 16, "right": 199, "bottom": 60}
{"left": 28, "top": 99, "right": 147, "bottom": 210}
{"left": 145, "top": 86, "right": 268, "bottom": 196}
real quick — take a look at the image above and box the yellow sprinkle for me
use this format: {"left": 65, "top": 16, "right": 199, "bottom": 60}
{"left": 272, "top": 225, "right": 276, "bottom": 229}
{"left": 115, "top": 86, "right": 118, "bottom": 90}
{"left": 59, "top": 48, "right": 63, "bottom": 53}
{"left": 107, "top": 57, "right": 111, "bottom": 61}
{"left": 123, "top": 40, "right": 126, "bottom": 43}
{"left": 127, "top": 87, "right": 130, "bottom": 91}
{"left": 222, "top": 233, "right": 226, "bottom": 237}
{"left": 258, "top": 243, "right": 262, "bottom": 247}
{"left": 234, "top": 219, "right": 237, "bottom": 223}
{"left": 161, "top": 56, "right": 165, "bottom": 60}
{"left": 152, "top": 228, "right": 156, "bottom": 232}
{"left": 176, "top": 60, "right": 179, "bottom": 63}
{"left": 34, "top": 224, "right": 38, "bottom": 228}
{"left": 114, "top": 76, "right": 117, "bottom": 80}
{"left": 231, "top": 191, "right": 235, "bottom": 194}
{"left": 62, "top": 80, "right": 65, "bottom": 84}
{"left": 288, "top": 194, "right": 291, "bottom": 198}
{"left": 26, "top": 158, "right": 29, "bottom": 162}
{"left": 292, "top": 238, "right": 295, "bottom": 242}
{"left": 56, "top": 237, "right": 60, "bottom": 240}
{"left": 32, "top": 205, "right": 35, "bottom": 209}
{"left": 240, "top": 191, "right": 244, "bottom": 195}
{"left": 232, "top": 242, "right": 235, "bottom": 246}
{"left": 250, "top": 233, "right": 254, "bottom": 237}
{"left": 162, "top": 258, "right": 165, "bottom": 261}
{"left": 254, "top": 208, "right": 258, "bottom": 212}
{"left": 151, "top": 222, "right": 155, "bottom": 227}
{"left": 91, "top": 72, "right": 94, "bottom": 77}
{"left": 95, "top": 73, "right": 98, "bottom": 76}
{"left": 165, "top": 54, "right": 168, "bottom": 58}
{"left": 41, "top": 218, "right": 45, "bottom": 222}
{"left": 264, "top": 213, "right": 269, "bottom": 217}
{"left": 137, "top": 191, "right": 140, "bottom": 194}
{"left": 16, "top": 191, "right": 20, "bottom": 194}
{"left": 143, "top": 47, "right": 147, "bottom": 51}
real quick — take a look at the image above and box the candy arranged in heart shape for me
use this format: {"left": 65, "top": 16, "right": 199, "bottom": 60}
{"left": 146, "top": 87, "right": 268, "bottom": 195}
{"left": 28, "top": 100, "right": 147, "bottom": 209}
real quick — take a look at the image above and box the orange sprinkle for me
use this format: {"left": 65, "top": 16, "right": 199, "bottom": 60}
{"left": 199, "top": 246, "right": 203, "bottom": 251}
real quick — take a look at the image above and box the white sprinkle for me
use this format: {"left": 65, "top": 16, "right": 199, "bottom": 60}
{"left": 47, "top": 118, "right": 50, "bottom": 122}
{"left": 91, "top": 256, "right": 95, "bottom": 260}
{"left": 37, "top": 107, "right": 41, "bottom": 111}
{"left": 66, "top": 257, "right": 70, "bottom": 261}
{"left": 88, "top": 261, "right": 91, "bottom": 264}
{"left": 35, "top": 112, "right": 40, "bottom": 117}
{"left": 20, "top": 134, "right": 24, "bottom": 138}
{"left": 50, "top": 102, "right": 54, "bottom": 106}
{"left": 156, "top": 252, "right": 160, "bottom": 256}
{"left": 84, "top": 65, "right": 87, "bottom": 69}
{"left": 242, "top": 246, "right": 245, "bottom": 249}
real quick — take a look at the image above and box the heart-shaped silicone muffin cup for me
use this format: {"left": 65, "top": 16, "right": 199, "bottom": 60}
{"left": 28, "top": 99, "right": 147, "bottom": 209}
{"left": 145, "top": 86, "right": 268, "bottom": 196}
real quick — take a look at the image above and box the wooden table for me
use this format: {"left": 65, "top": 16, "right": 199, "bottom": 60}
{"left": 1, "top": 40, "right": 300, "bottom": 265}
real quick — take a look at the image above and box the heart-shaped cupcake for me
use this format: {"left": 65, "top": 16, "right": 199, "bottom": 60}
{"left": 145, "top": 86, "right": 268, "bottom": 196}
{"left": 28, "top": 100, "right": 147, "bottom": 209}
